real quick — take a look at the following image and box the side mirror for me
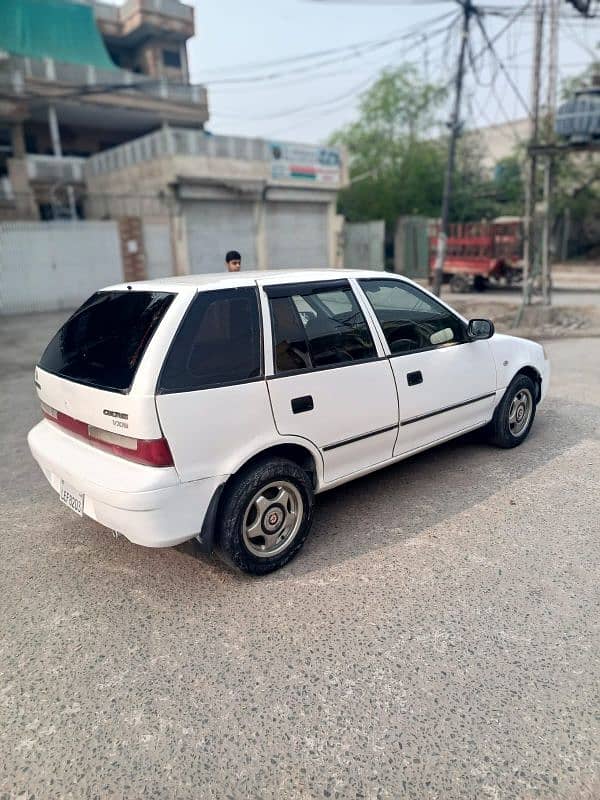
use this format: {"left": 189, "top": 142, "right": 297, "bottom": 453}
{"left": 467, "top": 318, "right": 495, "bottom": 340}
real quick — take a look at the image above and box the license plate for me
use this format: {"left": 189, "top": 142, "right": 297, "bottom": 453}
{"left": 60, "top": 480, "right": 84, "bottom": 517}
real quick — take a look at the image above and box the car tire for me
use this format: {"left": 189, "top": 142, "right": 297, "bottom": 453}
{"left": 486, "top": 374, "right": 537, "bottom": 448}
{"left": 215, "top": 458, "right": 315, "bottom": 575}
{"left": 450, "top": 274, "right": 470, "bottom": 293}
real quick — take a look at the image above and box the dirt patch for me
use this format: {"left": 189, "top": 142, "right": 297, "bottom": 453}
{"left": 450, "top": 300, "right": 600, "bottom": 340}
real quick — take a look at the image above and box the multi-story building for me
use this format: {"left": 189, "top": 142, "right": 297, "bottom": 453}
{"left": 0, "top": 0, "right": 207, "bottom": 217}
{"left": 0, "top": 0, "right": 346, "bottom": 277}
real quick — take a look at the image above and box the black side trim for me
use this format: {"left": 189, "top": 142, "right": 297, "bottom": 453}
{"left": 264, "top": 279, "right": 349, "bottom": 298}
{"left": 194, "top": 484, "right": 225, "bottom": 554}
{"left": 400, "top": 391, "right": 496, "bottom": 426}
{"left": 323, "top": 423, "right": 398, "bottom": 452}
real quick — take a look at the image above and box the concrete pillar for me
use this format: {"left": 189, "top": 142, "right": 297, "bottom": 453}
{"left": 327, "top": 201, "right": 338, "bottom": 267}
{"left": 254, "top": 195, "right": 268, "bottom": 270}
{"left": 10, "top": 122, "right": 26, "bottom": 158}
{"left": 7, "top": 158, "right": 39, "bottom": 219}
{"left": 170, "top": 211, "right": 191, "bottom": 275}
{"left": 118, "top": 217, "right": 146, "bottom": 282}
{"left": 48, "top": 106, "right": 62, "bottom": 157}
{"left": 180, "top": 44, "right": 189, "bottom": 83}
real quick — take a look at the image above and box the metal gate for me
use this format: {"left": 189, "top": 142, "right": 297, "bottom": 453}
{"left": 394, "top": 216, "right": 430, "bottom": 278}
{"left": 143, "top": 222, "right": 173, "bottom": 279}
{"left": 184, "top": 201, "right": 257, "bottom": 274}
{"left": 266, "top": 202, "right": 329, "bottom": 269}
{"left": 0, "top": 221, "right": 122, "bottom": 314}
{"left": 343, "top": 221, "right": 385, "bottom": 270}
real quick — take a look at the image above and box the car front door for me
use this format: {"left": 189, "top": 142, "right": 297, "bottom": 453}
{"left": 356, "top": 277, "right": 497, "bottom": 456}
{"left": 262, "top": 279, "right": 399, "bottom": 484}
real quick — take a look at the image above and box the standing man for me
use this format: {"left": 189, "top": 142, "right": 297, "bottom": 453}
{"left": 225, "top": 250, "right": 241, "bottom": 272}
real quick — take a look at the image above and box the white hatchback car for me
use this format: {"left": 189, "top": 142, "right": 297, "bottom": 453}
{"left": 28, "top": 270, "right": 549, "bottom": 574}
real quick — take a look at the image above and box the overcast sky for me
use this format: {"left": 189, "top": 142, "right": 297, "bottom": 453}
{"left": 135, "top": 1, "right": 599, "bottom": 144}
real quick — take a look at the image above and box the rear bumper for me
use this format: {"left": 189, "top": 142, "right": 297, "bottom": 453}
{"left": 28, "top": 420, "right": 225, "bottom": 548}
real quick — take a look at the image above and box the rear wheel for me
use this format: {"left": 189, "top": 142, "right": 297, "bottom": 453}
{"left": 473, "top": 275, "right": 488, "bottom": 292}
{"left": 449, "top": 274, "right": 471, "bottom": 293}
{"left": 486, "top": 374, "right": 537, "bottom": 448}
{"left": 215, "top": 458, "right": 314, "bottom": 575}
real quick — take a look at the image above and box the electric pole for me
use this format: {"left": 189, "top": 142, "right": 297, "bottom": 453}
{"left": 541, "top": 0, "right": 560, "bottom": 307}
{"left": 432, "top": 0, "right": 474, "bottom": 297}
{"left": 521, "top": 0, "right": 544, "bottom": 308}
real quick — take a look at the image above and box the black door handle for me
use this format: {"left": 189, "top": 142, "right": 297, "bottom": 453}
{"left": 407, "top": 370, "right": 423, "bottom": 386}
{"left": 291, "top": 395, "right": 314, "bottom": 414}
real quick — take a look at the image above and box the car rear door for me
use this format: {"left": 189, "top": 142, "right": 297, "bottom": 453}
{"left": 155, "top": 285, "right": 278, "bottom": 482}
{"left": 356, "top": 277, "right": 497, "bottom": 455}
{"left": 261, "top": 279, "right": 399, "bottom": 484}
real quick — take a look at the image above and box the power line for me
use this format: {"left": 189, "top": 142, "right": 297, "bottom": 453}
{"left": 473, "top": 9, "right": 531, "bottom": 113}
{"left": 207, "top": 15, "right": 461, "bottom": 94}
{"left": 193, "top": 10, "right": 459, "bottom": 86}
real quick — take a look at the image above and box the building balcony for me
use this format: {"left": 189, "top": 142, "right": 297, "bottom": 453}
{"left": 0, "top": 53, "right": 208, "bottom": 138}
{"left": 26, "top": 155, "right": 87, "bottom": 184}
{"left": 1, "top": 54, "right": 206, "bottom": 110}
{"left": 82, "top": 0, "right": 194, "bottom": 43}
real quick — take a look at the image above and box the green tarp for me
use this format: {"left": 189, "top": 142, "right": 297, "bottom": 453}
{"left": 0, "top": 0, "right": 116, "bottom": 69}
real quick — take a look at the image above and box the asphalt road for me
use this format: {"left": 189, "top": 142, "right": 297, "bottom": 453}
{"left": 1, "top": 312, "right": 599, "bottom": 800}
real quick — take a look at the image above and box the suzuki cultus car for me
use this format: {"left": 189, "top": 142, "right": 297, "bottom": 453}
{"left": 28, "top": 270, "right": 549, "bottom": 574}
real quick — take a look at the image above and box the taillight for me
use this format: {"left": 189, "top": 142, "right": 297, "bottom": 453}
{"left": 42, "top": 405, "right": 173, "bottom": 467}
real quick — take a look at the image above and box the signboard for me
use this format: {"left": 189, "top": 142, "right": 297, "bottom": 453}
{"left": 269, "top": 142, "right": 342, "bottom": 185}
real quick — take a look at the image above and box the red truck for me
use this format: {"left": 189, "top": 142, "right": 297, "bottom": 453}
{"left": 429, "top": 217, "right": 523, "bottom": 292}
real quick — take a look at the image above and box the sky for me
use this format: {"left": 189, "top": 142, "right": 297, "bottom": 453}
{"left": 121, "top": 0, "right": 600, "bottom": 145}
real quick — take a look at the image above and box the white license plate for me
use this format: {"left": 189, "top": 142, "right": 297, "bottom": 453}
{"left": 60, "top": 480, "right": 84, "bottom": 517}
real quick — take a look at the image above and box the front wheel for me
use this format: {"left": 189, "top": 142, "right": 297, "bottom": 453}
{"left": 215, "top": 458, "right": 315, "bottom": 575}
{"left": 486, "top": 374, "right": 537, "bottom": 448}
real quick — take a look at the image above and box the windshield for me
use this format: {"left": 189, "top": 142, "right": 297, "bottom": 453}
{"left": 38, "top": 290, "right": 174, "bottom": 393}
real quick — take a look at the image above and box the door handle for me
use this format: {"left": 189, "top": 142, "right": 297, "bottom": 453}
{"left": 407, "top": 370, "right": 423, "bottom": 386}
{"left": 291, "top": 395, "right": 314, "bottom": 414}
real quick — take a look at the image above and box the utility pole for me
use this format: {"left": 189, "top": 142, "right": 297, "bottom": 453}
{"left": 432, "top": 0, "right": 474, "bottom": 297}
{"left": 521, "top": 0, "right": 544, "bottom": 308}
{"left": 541, "top": 0, "right": 560, "bottom": 307}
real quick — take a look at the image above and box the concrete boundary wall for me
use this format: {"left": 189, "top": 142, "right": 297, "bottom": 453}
{"left": 0, "top": 221, "right": 123, "bottom": 314}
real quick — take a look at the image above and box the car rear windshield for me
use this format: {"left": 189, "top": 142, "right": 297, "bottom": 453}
{"left": 38, "top": 290, "right": 175, "bottom": 393}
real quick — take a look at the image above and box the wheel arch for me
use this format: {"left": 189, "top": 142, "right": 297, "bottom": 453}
{"left": 514, "top": 365, "right": 542, "bottom": 402}
{"left": 194, "top": 440, "right": 322, "bottom": 555}
{"left": 229, "top": 441, "right": 321, "bottom": 490}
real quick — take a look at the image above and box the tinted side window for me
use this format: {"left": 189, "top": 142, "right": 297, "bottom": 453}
{"left": 358, "top": 279, "right": 467, "bottom": 355}
{"left": 270, "top": 285, "right": 376, "bottom": 373}
{"left": 158, "top": 288, "right": 261, "bottom": 393}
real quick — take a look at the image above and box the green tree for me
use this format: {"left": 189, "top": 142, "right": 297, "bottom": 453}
{"left": 330, "top": 64, "right": 448, "bottom": 230}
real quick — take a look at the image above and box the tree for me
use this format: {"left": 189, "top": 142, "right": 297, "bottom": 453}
{"left": 329, "top": 65, "right": 448, "bottom": 230}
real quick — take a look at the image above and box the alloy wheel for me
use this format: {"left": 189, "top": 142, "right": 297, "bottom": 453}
{"left": 242, "top": 481, "right": 304, "bottom": 558}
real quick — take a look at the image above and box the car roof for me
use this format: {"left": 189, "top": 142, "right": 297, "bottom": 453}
{"left": 104, "top": 268, "right": 408, "bottom": 293}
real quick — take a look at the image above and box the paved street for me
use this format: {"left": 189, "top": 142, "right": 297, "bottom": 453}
{"left": 1, "top": 312, "right": 599, "bottom": 800}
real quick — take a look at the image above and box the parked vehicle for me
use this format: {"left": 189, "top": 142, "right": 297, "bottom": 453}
{"left": 28, "top": 269, "right": 549, "bottom": 574}
{"left": 429, "top": 218, "right": 523, "bottom": 292}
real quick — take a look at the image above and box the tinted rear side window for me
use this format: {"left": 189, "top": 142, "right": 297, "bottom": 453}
{"left": 38, "top": 291, "right": 174, "bottom": 393}
{"left": 158, "top": 287, "right": 262, "bottom": 393}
